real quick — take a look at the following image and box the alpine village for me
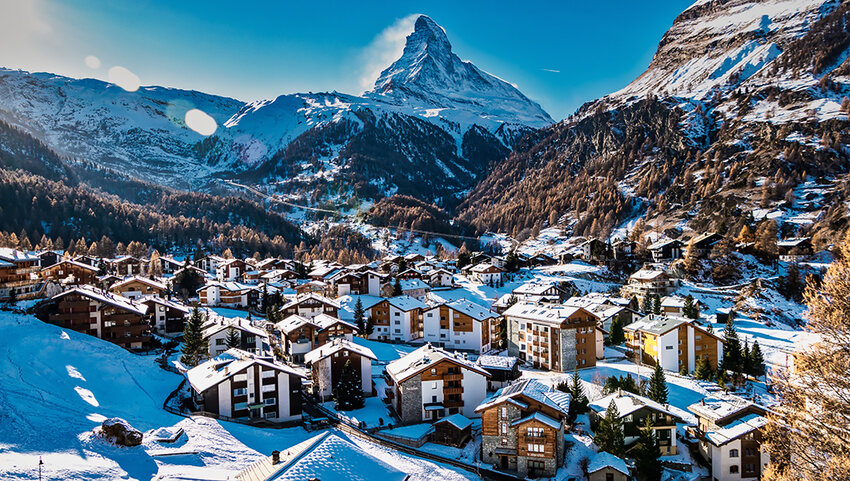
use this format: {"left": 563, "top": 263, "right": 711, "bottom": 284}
{"left": 0, "top": 1, "right": 849, "bottom": 481}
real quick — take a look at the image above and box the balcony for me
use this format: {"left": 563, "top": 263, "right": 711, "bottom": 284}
{"left": 443, "top": 373, "right": 462, "bottom": 382}
{"left": 443, "top": 387, "right": 463, "bottom": 395}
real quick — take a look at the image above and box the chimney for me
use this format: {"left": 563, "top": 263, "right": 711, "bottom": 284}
{"left": 271, "top": 450, "right": 280, "bottom": 464}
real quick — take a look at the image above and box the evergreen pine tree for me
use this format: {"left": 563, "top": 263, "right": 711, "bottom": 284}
{"left": 694, "top": 355, "right": 713, "bottom": 381}
{"left": 609, "top": 315, "right": 625, "bottom": 345}
{"left": 334, "top": 359, "right": 365, "bottom": 410}
{"left": 568, "top": 368, "right": 589, "bottom": 419}
{"left": 353, "top": 297, "right": 365, "bottom": 334}
{"left": 652, "top": 294, "right": 662, "bottom": 315}
{"left": 225, "top": 327, "right": 240, "bottom": 349}
{"left": 642, "top": 295, "right": 653, "bottom": 314}
{"left": 749, "top": 340, "right": 766, "bottom": 379}
{"left": 742, "top": 339, "right": 752, "bottom": 380}
{"left": 647, "top": 363, "right": 669, "bottom": 404}
{"left": 392, "top": 278, "right": 402, "bottom": 296}
{"left": 633, "top": 418, "right": 663, "bottom": 480}
{"left": 683, "top": 295, "right": 699, "bottom": 319}
{"left": 180, "top": 307, "right": 209, "bottom": 367}
{"left": 722, "top": 317, "right": 743, "bottom": 384}
{"left": 595, "top": 401, "right": 625, "bottom": 456}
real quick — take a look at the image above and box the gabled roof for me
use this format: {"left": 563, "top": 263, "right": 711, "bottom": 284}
{"left": 587, "top": 452, "right": 629, "bottom": 475}
{"left": 709, "top": 414, "right": 769, "bottom": 446}
{"left": 312, "top": 313, "right": 357, "bottom": 331}
{"left": 45, "top": 259, "right": 99, "bottom": 272}
{"left": 276, "top": 315, "right": 319, "bottom": 335}
{"left": 52, "top": 286, "right": 148, "bottom": 316}
{"left": 237, "top": 431, "right": 408, "bottom": 481}
{"left": 435, "top": 413, "right": 473, "bottom": 430}
{"left": 110, "top": 275, "right": 167, "bottom": 291}
{"left": 624, "top": 314, "right": 689, "bottom": 336}
{"left": 386, "top": 343, "right": 489, "bottom": 383}
{"left": 139, "top": 295, "right": 191, "bottom": 313}
{"left": 386, "top": 295, "right": 427, "bottom": 312}
{"left": 589, "top": 391, "right": 680, "bottom": 421}
{"left": 777, "top": 237, "right": 811, "bottom": 247}
{"left": 687, "top": 395, "right": 767, "bottom": 423}
{"left": 303, "top": 338, "right": 376, "bottom": 364}
{"left": 203, "top": 317, "right": 268, "bottom": 340}
{"left": 281, "top": 293, "right": 341, "bottom": 310}
{"left": 647, "top": 238, "right": 683, "bottom": 250}
{"left": 186, "top": 348, "right": 302, "bottom": 394}
{"left": 629, "top": 268, "right": 668, "bottom": 281}
{"left": 444, "top": 298, "right": 499, "bottom": 321}
{"left": 399, "top": 278, "right": 430, "bottom": 291}
{"left": 475, "top": 379, "right": 570, "bottom": 416}
{"left": 197, "top": 281, "right": 259, "bottom": 293}
{"left": 511, "top": 412, "right": 561, "bottom": 430}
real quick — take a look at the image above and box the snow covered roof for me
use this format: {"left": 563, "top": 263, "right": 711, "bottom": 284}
{"left": 312, "top": 313, "right": 357, "bottom": 331}
{"left": 629, "top": 268, "right": 668, "bottom": 281}
{"left": 513, "top": 282, "right": 561, "bottom": 296}
{"left": 336, "top": 295, "right": 386, "bottom": 320}
{"left": 705, "top": 413, "right": 768, "bottom": 446}
{"left": 47, "top": 259, "right": 99, "bottom": 272}
{"left": 197, "top": 281, "right": 259, "bottom": 293}
{"left": 624, "top": 314, "right": 689, "bottom": 336}
{"left": 111, "top": 275, "right": 167, "bottom": 291}
{"left": 587, "top": 452, "right": 629, "bottom": 475}
{"left": 502, "top": 302, "right": 595, "bottom": 325}
{"left": 476, "top": 355, "right": 518, "bottom": 371}
{"left": 589, "top": 391, "right": 680, "bottom": 421}
{"left": 777, "top": 237, "right": 811, "bottom": 247}
{"left": 187, "top": 348, "right": 302, "bottom": 394}
{"left": 445, "top": 298, "right": 498, "bottom": 321}
{"left": 435, "top": 413, "right": 472, "bottom": 430}
{"left": 511, "top": 412, "right": 561, "bottom": 430}
{"left": 687, "top": 395, "right": 765, "bottom": 423}
{"left": 386, "top": 295, "right": 427, "bottom": 311}
{"left": 470, "top": 262, "right": 503, "bottom": 272}
{"left": 0, "top": 247, "right": 39, "bottom": 263}
{"left": 386, "top": 343, "right": 489, "bottom": 383}
{"left": 276, "top": 314, "right": 319, "bottom": 334}
{"left": 303, "top": 338, "right": 376, "bottom": 364}
{"left": 140, "top": 295, "right": 191, "bottom": 313}
{"left": 281, "top": 293, "right": 341, "bottom": 310}
{"left": 52, "top": 286, "right": 148, "bottom": 316}
{"left": 399, "top": 278, "right": 430, "bottom": 291}
{"left": 648, "top": 238, "right": 683, "bottom": 250}
{"left": 203, "top": 317, "right": 268, "bottom": 340}
{"left": 475, "top": 378, "right": 569, "bottom": 416}
{"left": 660, "top": 296, "right": 686, "bottom": 308}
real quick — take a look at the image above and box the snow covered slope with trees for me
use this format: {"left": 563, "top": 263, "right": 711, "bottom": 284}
{"left": 460, "top": 0, "right": 850, "bottom": 247}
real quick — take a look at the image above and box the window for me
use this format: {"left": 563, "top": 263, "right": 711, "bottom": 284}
{"left": 730, "top": 449, "right": 739, "bottom": 458}
{"left": 216, "top": 338, "right": 225, "bottom": 345}
{"left": 527, "top": 444, "right": 545, "bottom": 453}
{"left": 744, "top": 463, "right": 756, "bottom": 473}
{"left": 527, "top": 427, "right": 544, "bottom": 437}
{"left": 500, "top": 422, "right": 508, "bottom": 434}
{"left": 234, "top": 374, "right": 247, "bottom": 382}
{"left": 432, "top": 382, "right": 437, "bottom": 389}
{"left": 233, "top": 388, "right": 247, "bottom": 396}
{"left": 606, "top": 474, "right": 614, "bottom": 481}
{"left": 262, "top": 384, "right": 276, "bottom": 392}
{"left": 500, "top": 407, "right": 508, "bottom": 419}
{"left": 431, "top": 395, "right": 437, "bottom": 402}
{"left": 666, "top": 345, "right": 674, "bottom": 350}
{"left": 431, "top": 368, "right": 437, "bottom": 375}
{"left": 730, "top": 466, "right": 739, "bottom": 473}
{"left": 233, "top": 402, "right": 248, "bottom": 411}
{"left": 263, "top": 397, "right": 276, "bottom": 405}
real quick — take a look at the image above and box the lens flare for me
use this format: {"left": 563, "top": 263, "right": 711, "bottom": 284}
{"left": 185, "top": 108, "right": 217, "bottom": 136}
{"left": 84, "top": 55, "right": 101, "bottom": 69}
{"left": 108, "top": 66, "right": 140, "bottom": 92}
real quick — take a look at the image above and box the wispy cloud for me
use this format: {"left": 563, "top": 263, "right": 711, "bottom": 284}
{"left": 541, "top": 68, "right": 561, "bottom": 73}
{"left": 357, "top": 13, "right": 420, "bottom": 92}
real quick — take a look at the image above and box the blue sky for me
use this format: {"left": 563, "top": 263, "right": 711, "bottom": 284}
{"left": 1, "top": 0, "right": 694, "bottom": 119}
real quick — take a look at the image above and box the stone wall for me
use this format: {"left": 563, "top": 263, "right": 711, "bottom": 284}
{"left": 399, "top": 374, "right": 423, "bottom": 424}
{"left": 559, "top": 328, "right": 577, "bottom": 372}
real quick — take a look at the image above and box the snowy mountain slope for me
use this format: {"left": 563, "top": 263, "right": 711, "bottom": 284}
{"left": 0, "top": 69, "right": 243, "bottom": 188}
{"left": 610, "top": 0, "right": 836, "bottom": 102}
{"left": 460, "top": 0, "right": 850, "bottom": 246}
{"left": 0, "top": 15, "right": 551, "bottom": 207}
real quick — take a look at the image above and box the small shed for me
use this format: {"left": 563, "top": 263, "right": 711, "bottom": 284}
{"left": 432, "top": 414, "right": 473, "bottom": 447}
{"left": 716, "top": 307, "right": 736, "bottom": 324}
{"left": 587, "top": 451, "right": 629, "bottom": 481}
{"left": 476, "top": 355, "right": 520, "bottom": 390}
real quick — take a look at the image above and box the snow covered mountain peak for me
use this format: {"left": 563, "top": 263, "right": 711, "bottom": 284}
{"left": 368, "top": 15, "right": 553, "bottom": 127}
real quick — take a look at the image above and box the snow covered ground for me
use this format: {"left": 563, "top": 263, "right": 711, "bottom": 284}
{"left": 0, "top": 311, "right": 475, "bottom": 480}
